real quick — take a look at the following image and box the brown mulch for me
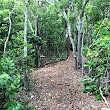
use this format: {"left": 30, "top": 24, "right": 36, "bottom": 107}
{"left": 18, "top": 54, "right": 110, "bottom": 110}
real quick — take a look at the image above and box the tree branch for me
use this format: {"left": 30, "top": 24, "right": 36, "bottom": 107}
{"left": 99, "top": 86, "right": 109, "bottom": 108}
{"left": 3, "top": 2, "right": 21, "bottom": 56}
{"left": 28, "top": 19, "right": 34, "bottom": 33}
{"left": 80, "top": 0, "right": 89, "bottom": 18}
{"left": 3, "top": 13, "right": 12, "bottom": 56}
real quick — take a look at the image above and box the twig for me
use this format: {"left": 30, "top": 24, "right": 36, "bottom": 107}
{"left": 28, "top": 19, "right": 34, "bottom": 33}
{"left": 99, "top": 86, "right": 109, "bottom": 108}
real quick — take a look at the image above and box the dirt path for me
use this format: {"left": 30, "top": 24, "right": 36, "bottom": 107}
{"left": 24, "top": 54, "right": 109, "bottom": 110}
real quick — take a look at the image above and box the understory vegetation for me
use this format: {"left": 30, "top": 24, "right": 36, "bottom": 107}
{"left": 82, "top": 19, "right": 110, "bottom": 100}
{"left": 0, "top": 0, "right": 110, "bottom": 109}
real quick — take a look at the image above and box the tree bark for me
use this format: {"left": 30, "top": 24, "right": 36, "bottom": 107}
{"left": 63, "top": 10, "right": 74, "bottom": 55}
{"left": 73, "top": 4, "right": 78, "bottom": 69}
{"left": 34, "top": 19, "right": 37, "bottom": 36}
{"left": 3, "top": 13, "right": 12, "bottom": 57}
{"left": 65, "top": 28, "right": 70, "bottom": 59}
{"left": 23, "top": 0, "right": 30, "bottom": 91}
{"left": 28, "top": 19, "right": 34, "bottom": 33}
{"left": 30, "top": 10, "right": 41, "bottom": 67}
{"left": 77, "top": 0, "right": 89, "bottom": 69}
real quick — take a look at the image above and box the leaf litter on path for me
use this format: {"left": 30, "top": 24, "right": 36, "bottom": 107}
{"left": 18, "top": 54, "right": 110, "bottom": 110}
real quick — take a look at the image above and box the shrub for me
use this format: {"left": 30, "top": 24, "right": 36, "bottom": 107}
{"left": 0, "top": 57, "right": 22, "bottom": 109}
{"left": 82, "top": 18, "right": 110, "bottom": 100}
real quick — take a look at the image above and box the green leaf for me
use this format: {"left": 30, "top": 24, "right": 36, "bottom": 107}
{"left": 95, "top": 94, "right": 102, "bottom": 100}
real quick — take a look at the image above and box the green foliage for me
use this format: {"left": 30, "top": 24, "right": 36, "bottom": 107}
{"left": 59, "top": 53, "right": 67, "bottom": 61}
{"left": 81, "top": 78, "right": 102, "bottom": 100}
{"left": 59, "top": 0, "right": 69, "bottom": 9}
{"left": 4, "top": 100, "right": 23, "bottom": 110}
{"left": 82, "top": 19, "right": 110, "bottom": 100}
{"left": 0, "top": 57, "right": 22, "bottom": 109}
{"left": 85, "top": 4, "right": 103, "bottom": 23}
{"left": 37, "top": 1, "right": 66, "bottom": 57}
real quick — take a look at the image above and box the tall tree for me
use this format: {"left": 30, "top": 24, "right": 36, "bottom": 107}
{"left": 77, "top": 0, "right": 89, "bottom": 69}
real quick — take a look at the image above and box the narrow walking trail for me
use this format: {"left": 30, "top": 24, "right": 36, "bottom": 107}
{"left": 21, "top": 54, "right": 108, "bottom": 110}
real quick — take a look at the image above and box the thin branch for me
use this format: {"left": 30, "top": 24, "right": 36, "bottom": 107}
{"left": 80, "top": 0, "right": 89, "bottom": 18}
{"left": 30, "top": 10, "right": 36, "bottom": 19}
{"left": 3, "top": 13, "right": 12, "bottom": 56}
{"left": 3, "top": 2, "right": 21, "bottom": 56}
{"left": 29, "top": 10, "right": 38, "bottom": 36}
{"left": 28, "top": 19, "right": 34, "bottom": 33}
{"left": 99, "top": 86, "right": 109, "bottom": 108}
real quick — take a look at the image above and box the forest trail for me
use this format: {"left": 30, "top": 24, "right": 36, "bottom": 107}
{"left": 25, "top": 54, "right": 108, "bottom": 110}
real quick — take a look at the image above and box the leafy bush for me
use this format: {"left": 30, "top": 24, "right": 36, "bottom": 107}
{"left": 0, "top": 57, "right": 22, "bottom": 109}
{"left": 82, "top": 19, "right": 110, "bottom": 100}
{"left": 4, "top": 100, "right": 23, "bottom": 110}
{"left": 59, "top": 52, "right": 67, "bottom": 61}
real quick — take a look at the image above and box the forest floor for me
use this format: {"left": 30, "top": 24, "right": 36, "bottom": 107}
{"left": 18, "top": 53, "right": 110, "bottom": 110}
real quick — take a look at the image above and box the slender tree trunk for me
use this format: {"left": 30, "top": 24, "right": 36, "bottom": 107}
{"left": 3, "top": 4, "right": 18, "bottom": 56}
{"left": 30, "top": 10, "right": 38, "bottom": 36}
{"left": 35, "top": 45, "right": 40, "bottom": 67}
{"left": 77, "top": 0, "right": 89, "bottom": 69}
{"left": 73, "top": 4, "right": 78, "bottom": 69}
{"left": 23, "top": 0, "right": 30, "bottom": 91}
{"left": 85, "top": 14, "right": 89, "bottom": 46}
{"left": 63, "top": 10, "right": 74, "bottom": 55}
{"left": 65, "top": 28, "right": 70, "bottom": 59}
{"left": 34, "top": 19, "right": 37, "bottom": 36}
{"left": 74, "top": 19, "right": 78, "bottom": 69}
{"left": 56, "top": 44, "right": 60, "bottom": 58}
{"left": 34, "top": 18, "right": 41, "bottom": 67}
{"left": 3, "top": 13, "right": 12, "bottom": 57}
{"left": 81, "top": 32, "right": 85, "bottom": 77}
{"left": 30, "top": 10, "right": 40, "bottom": 67}
{"left": 28, "top": 19, "right": 34, "bottom": 33}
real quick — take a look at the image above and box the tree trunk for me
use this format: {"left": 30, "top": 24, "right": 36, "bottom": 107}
{"left": 63, "top": 10, "right": 74, "bottom": 55}
{"left": 77, "top": 0, "right": 89, "bottom": 69}
{"left": 35, "top": 45, "right": 40, "bottom": 67}
{"left": 73, "top": 4, "right": 78, "bottom": 69}
{"left": 34, "top": 19, "right": 37, "bottom": 36}
{"left": 85, "top": 14, "right": 89, "bottom": 47}
{"left": 30, "top": 10, "right": 40, "bottom": 67}
{"left": 3, "top": 13, "right": 12, "bottom": 57}
{"left": 65, "top": 28, "right": 70, "bottom": 59}
{"left": 81, "top": 32, "right": 85, "bottom": 77}
{"left": 34, "top": 18, "right": 41, "bottom": 67}
{"left": 74, "top": 20, "right": 78, "bottom": 69}
{"left": 23, "top": 0, "right": 30, "bottom": 91}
